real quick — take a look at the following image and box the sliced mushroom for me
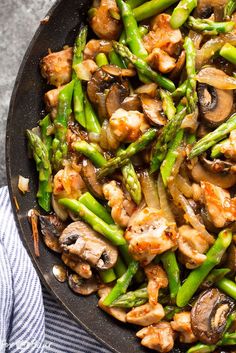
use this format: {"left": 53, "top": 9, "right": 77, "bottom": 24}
{"left": 200, "top": 155, "right": 234, "bottom": 174}
{"left": 98, "top": 287, "right": 127, "bottom": 322}
{"left": 59, "top": 221, "right": 118, "bottom": 270}
{"left": 87, "top": 68, "right": 116, "bottom": 105}
{"left": 191, "top": 288, "right": 235, "bottom": 344}
{"left": 106, "top": 82, "right": 130, "bottom": 117}
{"left": 190, "top": 161, "right": 236, "bottom": 189}
{"left": 81, "top": 159, "right": 104, "bottom": 199}
{"left": 120, "top": 95, "right": 141, "bottom": 111}
{"left": 68, "top": 273, "right": 99, "bottom": 295}
{"left": 39, "top": 215, "right": 66, "bottom": 253}
{"left": 140, "top": 94, "right": 167, "bottom": 126}
{"left": 197, "top": 71, "right": 233, "bottom": 127}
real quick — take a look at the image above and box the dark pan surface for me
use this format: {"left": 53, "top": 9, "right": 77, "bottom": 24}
{"left": 6, "top": 1, "right": 191, "bottom": 352}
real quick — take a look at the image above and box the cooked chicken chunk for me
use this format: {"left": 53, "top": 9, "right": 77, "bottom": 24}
{"left": 98, "top": 287, "right": 126, "bottom": 322}
{"left": 53, "top": 164, "right": 86, "bottom": 199}
{"left": 103, "top": 108, "right": 149, "bottom": 150}
{"left": 103, "top": 180, "right": 136, "bottom": 227}
{"left": 62, "top": 252, "right": 92, "bottom": 279}
{"left": 125, "top": 208, "right": 178, "bottom": 265}
{"left": 74, "top": 59, "right": 98, "bottom": 81}
{"left": 126, "top": 303, "right": 165, "bottom": 326}
{"left": 143, "top": 14, "right": 182, "bottom": 56}
{"left": 137, "top": 322, "right": 175, "bottom": 353}
{"left": 201, "top": 181, "right": 236, "bottom": 228}
{"left": 171, "top": 312, "right": 197, "bottom": 343}
{"left": 44, "top": 86, "right": 65, "bottom": 118}
{"left": 84, "top": 39, "right": 113, "bottom": 59}
{"left": 144, "top": 264, "right": 168, "bottom": 306}
{"left": 41, "top": 47, "right": 73, "bottom": 87}
{"left": 147, "top": 48, "right": 176, "bottom": 74}
{"left": 220, "top": 130, "right": 236, "bottom": 161}
{"left": 178, "top": 225, "right": 210, "bottom": 269}
{"left": 90, "top": 0, "right": 122, "bottom": 40}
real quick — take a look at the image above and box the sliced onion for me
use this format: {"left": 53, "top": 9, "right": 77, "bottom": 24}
{"left": 181, "top": 109, "right": 199, "bottom": 132}
{"left": 74, "top": 59, "right": 98, "bottom": 81}
{"left": 18, "top": 175, "right": 29, "bottom": 193}
{"left": 175, "top": 175, "right": 193, "bottom": 198}
{"left": 157, "top": 174, "right": 175, "bottom": 223}
{"left": 139, "top": 170, "right": 160, "bottom": 209}
{"left": 196, "top": 33, "right": 236, "bottom": 69}
{"left": 189, "top": 30, "right": 203, "bottom": 50}
{"left": 135, "top": 83, "right": 158, "bottom": 97}
{"left": 52, "top": 195, "right": 68, "bottom": 221}
{"left": 88, "top": 132, "right": 100, "bottom": 143}
{"left": 168, "top": 180, "right": 215, "bottom": 244}
{"left": 197, "top": 66, "right": 236, "bottom": 89}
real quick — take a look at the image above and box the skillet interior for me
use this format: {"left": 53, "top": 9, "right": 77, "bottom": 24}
{"left": 5, "top": 1, "right": 204, "bottom": 352}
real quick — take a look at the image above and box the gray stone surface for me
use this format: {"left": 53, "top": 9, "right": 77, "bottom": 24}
{"left": 0, "top": 0, "right": 55, "bottom": 186}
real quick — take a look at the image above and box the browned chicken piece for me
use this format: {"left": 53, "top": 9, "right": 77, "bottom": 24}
{"left": 53, "top": 164, "right": 86, "bottom": 200}
{"left": 41, "top": 47, "right": 73, "bottom": 87}
{"left": 147, "top": 48, "right": 176, "bottom": 74}
{"left": 106, "top": 108, "right": 149, "bottom": 149}
{"left": 219, "top": 130, "right": 236, "bottom": 161}
{"left": 126, "top": 303, "right": 165, "bottom": 326}
{"left": 74, "top": 59, "right": 98, "bottom": 81}
{"left": 62, "top": 252, "right": 92, "bottom": 279}
{"left": 178, "top": 225, "right": 210, "bottom": 269}
{"left": 201, "top": 181, "right": 236, "bottom": 228}
{"left": 90, "top": 0, "right": 122, "bottom": 40}
{"left": 103, "top": 180, "right": 136, "bottom": 227}
{"left": 137, "top": 322, "right": 175, "bottom": 353}
{"left": 143, "top": 14, "right": 182, "bottom": 56}
{"left": 125, "top": 208, "right": 178, "bottom": 266}
{"left": 171, "top": 312, "right": 197, "bottom": 343}
{"left": 83, "top": 39, "right": 113, "bottom": 59}
{"left": 44, "top": 86, "right": 65, "bottom": 119}
{"left": 144, "top": 264, "right": 168, "bottom": 306}
{"left": 98, "top": 287, "right": 127, "bottom": 322}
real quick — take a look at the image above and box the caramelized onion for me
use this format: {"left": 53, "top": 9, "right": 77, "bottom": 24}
{"left": 139, "top": 170, "right": 160, "bottom": 209}
{"left": 157, "top": 174, "right": 175, "bottom": 223}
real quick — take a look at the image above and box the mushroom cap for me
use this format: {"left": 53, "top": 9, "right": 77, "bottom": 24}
{"left": 68, "top": 273, "right": 99, "bottom": 295}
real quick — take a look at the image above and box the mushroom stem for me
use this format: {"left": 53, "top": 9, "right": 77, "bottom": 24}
{"left": 177, "top": 229, "right": 232, "bottom": 307}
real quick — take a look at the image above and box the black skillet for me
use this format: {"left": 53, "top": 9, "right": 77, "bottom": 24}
{"left": 5, "top": 1, "right": 205, "bottom": 352}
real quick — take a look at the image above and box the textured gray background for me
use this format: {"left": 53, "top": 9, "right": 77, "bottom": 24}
{"left": 0, "top": 0, "right": 55, "bottom": 186}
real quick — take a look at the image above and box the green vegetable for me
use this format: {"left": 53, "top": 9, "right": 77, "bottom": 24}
{"left": 97, "top": 128, "right": 157, "bottom": 178}
{"left": 95, "top": 52, "right": 109, "bottom": 67}
{"left": 188, "top": 17, "right": 235, "bottom": 35}
{"left": 220, "top": 43, "right": 236, "bottom": 65}
{"left": 27, "top": 130, "right": 52, "bottom": 212}
{"left": 111, "top": 287, "right": 148, "bottom": 307}
{"left": 202, "top": 268, "right": 231, "bottom": 288}
{"left": 103, "top": 260, "right": 139, "bottom": 306}
{"left": 189, "top": 113, "right": 236, "bottom": 158}
{"left": 184, "top": 36, "right": 197, "bottom": 114}
{"left": 177, "top": 229, "right": 232, "bottom": 307}
{"left": 114, "top": 257, "right": 127, "bottom": 277}
{"left": 39, "top": 114, "right": 52, "bottom": 158}
{"left": 72, "top": 140, "right": 107, "bottom": 168}
{"left": 79, "top": 192, "right": 114, "bottom": 224}
{"left": 161, "top": 251, "right": 181, "bottom": 304}
{"left": 84, "top": 94, "right": 101, "bottom": 133}
{"left": 224, "top": 0, "right": 236, "bottom": 19}
{"left": 58, "top": 198, "right": 126, "bottom": 246}
{"left": 171, "top": 80, "right": 187, "bottom": 99}
{"left": 100, "top": 269, "right": 117, "bottom": 283}
{"left": 216, "top": 277, "right": 236, "bottom": 300}
{"left": 160, "top": 89, "right": 176, "bottom": 121}
{"left": 170, "top": 0, "right": 197, "bottom": 29}
{"left": 113, "top": 42, "right": 176, "bottom": 92}
{"left": 133, "top": 0, "right": 179, "bottom": 21}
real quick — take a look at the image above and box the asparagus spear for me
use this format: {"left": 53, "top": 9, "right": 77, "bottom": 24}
{"left": 164, "top": 306, "right": 182, "bottom": 320}
{"left": 58, "top": 198, "right": 126, "bottom": 245}
{"left": 72, "top": 26, "right": 88, "bottom": 128}
{"left": 113, "top": 42, "right": 176, "bottom": 92}
{"left": 79, "top": 192, "right": 114, "bottom": 224}
{"left": 188, "top": 16, "right": 235, "bottom": 35}
{"left": 160, "top": 89, "right": 176, "bottom": 121}
{"left": 27, "top": 130, "right": 52, "bottom": 212}
{"left": 176, "top": 229, "right": 232, "bottom": 307}
{"left": 133, "top": 0, "right": 179, "bottom": 21}
{"left": 103, "top": 260, "right": 139, "bottom": 306}
{"left": 118, "top": 148, "right": 142, "bottom": 205}
{"left": 52, "top": 80, "right": 75, "bottom": 170}
{"left": 100, "top": 269, "right": 117, "bottom": 283}
{"left": 97, "top": 128, "right": 157, "bottom": 179}
{"left": 109, "top": 50, "right": 126, "bottom": 68}
{"left": 171, "top": 80, "right": 188, "bottom": 99}
{"left": 111, "top": 287, "right": 148, "bottom": 307}
{"left": 224, "top": 0, "right": 236, "bottom": 19}
{"left": 210, "top": 138, "right": 227, "bottom": 158}
{"left": 127, "top": 0, "right": 146, "bottom": 9}
{"left": 84, "top": 94, "right": 101, "bottom": 133}
{"left": 202, "top": 268, "right": 231, "bottom": 288}
{"left": 220, "top": 43, "right": 236, "bottom": 65}
{"left": 39, "top": 114, "right": 52, "bottom": 158}
{"left": 170, "top": 0, "right": 197, "bottom": 29}
{"left": 160, "top": 130, "right": 184, "bottom": 186}
{"left": 184, "top": 37, "right": 197, "bottom": 114}
{"left": 72, "top": 140, "right": 106, "bottom": 168}
{"left": 161, "top": 251, "right": 181, "bottom": 304}
{"left": 114, "top": 257, "right": 127, "bottom": 277}
{"left": 95, "top": 52, "right": 109, "bottom": 67}
{"left": 216, "top": 277, "right": 236, "bottom": 300}
{"left": 150, "top": 107, "right": 186, "bottom": 174}
{"left": 187, "top": 343, "right": 216, "bottom": 353}
{"left": 189, "top": 112, "right": 236, "bottom": 158}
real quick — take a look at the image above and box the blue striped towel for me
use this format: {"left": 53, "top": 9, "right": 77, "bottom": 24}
{"left": 0, "top": 186, "right": 111, "bottom": 353}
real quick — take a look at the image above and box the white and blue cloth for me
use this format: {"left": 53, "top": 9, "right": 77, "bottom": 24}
{"left": 0, "top": 186, "right": 111, "bottom": 353}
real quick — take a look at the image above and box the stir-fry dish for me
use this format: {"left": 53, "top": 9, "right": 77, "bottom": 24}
{"left": 23, "top": 0, "right": 236, "bottom": 351}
